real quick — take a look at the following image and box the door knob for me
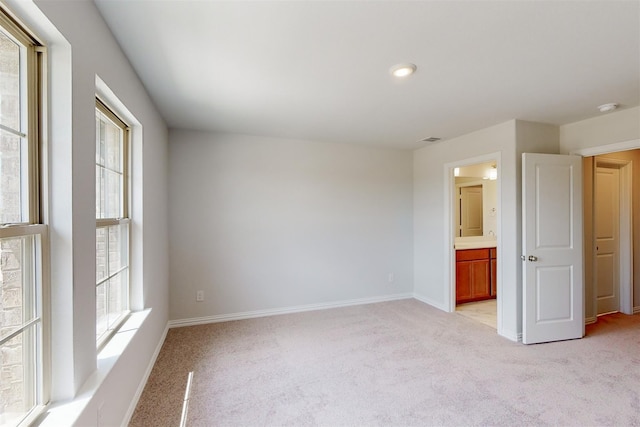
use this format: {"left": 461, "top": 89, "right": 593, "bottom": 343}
{"left": 528, "top": 255, "right": 538, "bottom": 262}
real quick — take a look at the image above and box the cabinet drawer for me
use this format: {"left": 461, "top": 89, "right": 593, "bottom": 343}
{"left": 456, "top": 248, "right": 490, "bottom": 261}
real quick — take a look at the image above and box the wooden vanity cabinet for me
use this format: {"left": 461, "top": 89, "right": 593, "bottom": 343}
{"left": 456, "top": 248, "right": 496, "bottom": 304}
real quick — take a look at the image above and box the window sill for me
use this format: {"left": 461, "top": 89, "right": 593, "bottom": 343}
{"left": 35, "top": 309, "right": 152, "bottom": 427}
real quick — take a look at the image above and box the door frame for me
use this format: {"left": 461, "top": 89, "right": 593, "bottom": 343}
{"left": 571, "top": 138, "right": 639, "bottom": 319}
{"left": 444, "top": 152, "right": 502, "bottom": 332}
{"left": 593, "top": 157, "right": 633, "bottom": 316}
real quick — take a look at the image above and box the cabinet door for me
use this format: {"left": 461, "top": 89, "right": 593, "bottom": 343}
{"left": 456, "top": 259, "right": 491, "bottom": 303}
{"left": 456, "top": 261, "right": 473, "bottom": 302}
{"left": 471, "top": 259, "right": 491, "bottom": 299}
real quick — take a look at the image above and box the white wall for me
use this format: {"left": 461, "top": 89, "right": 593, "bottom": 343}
{"left": 8, "top": 1, "right": 170, "bottom": 425}
{"left": 414, "top": 120, "right": 520, "bottom": 338}
{"left": 413, "top": 119, "right": 560, "bottom": 341}
{"left": 560, "top": 106, "right": 640, "bottom": 154}
{"left": 482, "top": 180, "right": 498, "bottom": 238}
{"left": 168, "top": 131, "right": 413, "bottom": 321}
{"left": 596, "top": 150, "right": 640, "bottom": 311}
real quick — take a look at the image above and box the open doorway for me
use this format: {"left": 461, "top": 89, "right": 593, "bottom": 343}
{"left": 574, "top": 140, "right": 640, "bottom": 326}
{"left": 448, "top": 158, "right": 500, "bottom": 330}
{"left": 583, "top": 150, "right": 638, "bottom": 323}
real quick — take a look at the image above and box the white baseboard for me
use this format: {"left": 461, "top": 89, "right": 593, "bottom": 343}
{"left": 412, "top": 293, "right": 449, "bottom": 312}
{"left": 168, "top": 293, "right": 414, "bottom": 328}
{"left": 121, "top": 323, "right": 169, "bottom": 426}
{"left": 496, "top": 328, "right": 520, "bottom": 342}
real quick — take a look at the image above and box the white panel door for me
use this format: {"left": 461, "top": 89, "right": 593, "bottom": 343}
{"left": 522, "top": 153, "right": 584, "bottom": 344}
{"left": 595, "top": 166, "right": 620, "bottom": 315}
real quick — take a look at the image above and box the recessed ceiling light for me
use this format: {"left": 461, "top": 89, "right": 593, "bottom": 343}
{"left": 597, "top": 103, "right": 618, "bottom": 113}
{"left": 390, "top": 63, "right": 417, "bottom": 78}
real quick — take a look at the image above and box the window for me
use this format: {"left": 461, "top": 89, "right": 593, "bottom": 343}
{"left": 95, "top": 99, "right": 130, "bottom": 347}
{"left": 0, "top": 8, "right": 46, "bottom": 427}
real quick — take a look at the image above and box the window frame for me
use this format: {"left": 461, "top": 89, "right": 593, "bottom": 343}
{"left": 0, "top": 5, "right": 48, "bottom": 426}
{"left": 95, "top": 98, "right": 131, "bottom": 350}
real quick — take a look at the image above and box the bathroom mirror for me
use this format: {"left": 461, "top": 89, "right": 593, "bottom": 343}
{"left": 454, "top": 162, "right": 498, "bottom": 239}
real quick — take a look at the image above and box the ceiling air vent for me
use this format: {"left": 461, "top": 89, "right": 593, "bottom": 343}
{"left": 420, "top": 136, "right": 441, "bottom": 143}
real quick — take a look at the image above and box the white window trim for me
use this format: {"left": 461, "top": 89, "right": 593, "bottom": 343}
{"left": 95, "top": 98, "right": 132, "bottom": 350}
{"left": 0, "top": 5, "right": 49, "bottom": 426}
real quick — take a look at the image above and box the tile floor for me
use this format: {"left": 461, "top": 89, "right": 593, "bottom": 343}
{"left": 456, "top": 299, "right": 497, "bottom": 329}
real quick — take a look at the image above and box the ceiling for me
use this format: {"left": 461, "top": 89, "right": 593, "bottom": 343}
{"left": 94, "top": 1, "right": 639, "bottom": 150}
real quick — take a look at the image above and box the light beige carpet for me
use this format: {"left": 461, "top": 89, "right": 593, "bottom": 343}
{"left": 130, "top": 299, "right": 640, "bottom": 426}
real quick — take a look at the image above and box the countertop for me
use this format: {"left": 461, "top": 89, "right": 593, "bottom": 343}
{"left": 454, "top": 236, "right": 497, "bottom": 250}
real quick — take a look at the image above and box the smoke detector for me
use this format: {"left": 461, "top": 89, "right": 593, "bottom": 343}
{"left": 597, "top": 103, "right": 618, "bottom": 113}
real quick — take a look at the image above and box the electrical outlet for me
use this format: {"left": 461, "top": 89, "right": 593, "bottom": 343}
{"left": 196, "top": 290, "right": 204, "bottom": 302}
{"left": 388, "top": 273, "right": 395, "bottom": 283}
